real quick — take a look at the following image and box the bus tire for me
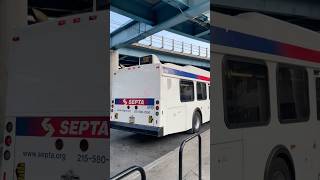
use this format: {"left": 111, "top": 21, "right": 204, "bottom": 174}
{"left": 265, "top": 146, "right": 295, "bottom": 180}
{"left": 191, "top": 111, "right": 202, "bottom": 133}
{"left": 265, "top": 157, "right": 293, "bottom": 180}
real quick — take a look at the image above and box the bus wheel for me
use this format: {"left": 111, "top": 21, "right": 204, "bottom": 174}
{"left": 266, "top": 158, "right": 293, "bottom": 180}
{"left": 192, "top": 111, "right": 202, "bottom": 133}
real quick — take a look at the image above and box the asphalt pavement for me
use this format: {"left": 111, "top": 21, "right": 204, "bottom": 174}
{"left": 110, "top": 123, "right": 210, "bottom": 177}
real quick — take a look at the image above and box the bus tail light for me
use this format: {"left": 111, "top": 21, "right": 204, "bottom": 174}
{"left": 58, "top": 20, "right": 66, "bottom": 26}
{"left": 73, "top": 18, "right": 81, "bottom": 24}
{"left": 4, "top": 136, "right": 11, "bottom": 146}
{"left": 111, "top": 100, "right": 114, "bottom": 113}
{"left": 6, "top": 122, "right": 13, "bottom": 133}
{"left": 89, "top": 15, "right": 97, "bottom": 21}
{"left": 155, "top": 100, "right": 160, "bottom": 116}
{"left": 3, "top": 151, "right": 10, "bottom": 160}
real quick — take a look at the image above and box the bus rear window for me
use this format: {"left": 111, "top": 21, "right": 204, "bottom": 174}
{"left": 277, "top": 64, "right": 309, "bottom": 123}
{"left": 224, "top": 59, "right": 270, "bottom": 128}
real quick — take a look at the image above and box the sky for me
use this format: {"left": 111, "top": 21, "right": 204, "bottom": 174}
{"left": 110, "top": 11, "right": 210, "bottom": 49}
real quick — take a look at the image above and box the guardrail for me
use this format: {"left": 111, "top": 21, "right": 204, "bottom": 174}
{"left": 110, "top": 166, "right": 146, "bottom": 180}
{"left": 111, "top": 20, "right": 210, "bottom": 58}
{"left": 139, "top": 35, "right": 209, "bottom": 58}
{"left": 179, "top": 133, "right": 202, "bottom": 180}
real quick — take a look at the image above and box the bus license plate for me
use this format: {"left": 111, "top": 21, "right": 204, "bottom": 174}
{"left": 129, "top": 116, "right": 135, "bottom": 124}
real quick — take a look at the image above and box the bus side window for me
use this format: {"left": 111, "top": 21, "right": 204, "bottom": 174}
{"left": 180, "top": 80, "right": 194, "bottom": 102}
{"left": 316, "top": 77, "right": 320, "bottom": 120}
{"left": 197, "top": 82, "right": 207, "bottom": 100}
{"left": 224, "top": 59, "right": 270, "bottom": 128}
{"left": 277, "top": 64, "right": 309, "bottom": 123}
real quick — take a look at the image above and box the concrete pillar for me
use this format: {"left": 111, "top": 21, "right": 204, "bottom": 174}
{"left": 110, "top": 50, "right": 119, "bottom": 73}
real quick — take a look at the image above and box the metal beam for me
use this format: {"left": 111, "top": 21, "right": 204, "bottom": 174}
{"left": 111, "top": 0, "right": 209, "bottom": 49}
{"left": 161, "top": 0, "right": 189, "bottom": 10}
{"left": 195, "top": 30, "right": 210, "bottom": 38}
{"left": 110, "top": 21, "right": 153, "bottom": 49}
{"left": 212, "top": 0, "right": 320, "bottom": 20}
{"left": 110, "top": 5, "right": 154, "bottom": 25}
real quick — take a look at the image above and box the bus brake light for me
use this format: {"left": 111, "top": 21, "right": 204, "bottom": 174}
{"left": 4, "top": 136, "right": 11, "bottom": 146}
{"left": 58, "top": 20, "right": 66, "bottom": 26}
{"left": 89, "top": 15, "right": 97, "bottom": 21}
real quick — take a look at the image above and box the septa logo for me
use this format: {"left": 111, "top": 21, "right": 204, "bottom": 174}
{"left": 41, "top": 118, "right": 55, "bottom": 137}
{"left": 59, "top": 120, "right": 109, "bottom": 137}
{"left": 115, "top": 98, "right": 154, "bottom": 106}
{"left": 16, "top": 117, "right": 110, "bottom": 138}
{"left": 128, "top": 99, "right": 145, "bottom": 105}
{"left": 122, "top": 99, "right": 128, "bottom": 105}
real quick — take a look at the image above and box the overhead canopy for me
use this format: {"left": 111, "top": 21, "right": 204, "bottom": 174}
{"left": 110, "top": 0, "right": 210, "bottom": 49}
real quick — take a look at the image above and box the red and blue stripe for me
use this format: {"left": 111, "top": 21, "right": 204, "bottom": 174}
{"left": 163, "top": 67, "right": 210, "bottom": 82}
{"left": 212, "top": 26, "right": 320, "bottom": 63}
{"left": 115, "top": 98, "right": 155, "bottom": 105}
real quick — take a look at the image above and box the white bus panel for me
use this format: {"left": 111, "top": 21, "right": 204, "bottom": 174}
{"left": 1, "top": 11, "right": 109, "bottom": 180}
{"left": 111, "top": 56, "right": 210, "bottom": 137}
{"left": 211, "top": 11, "right": 320, "bottom": 180}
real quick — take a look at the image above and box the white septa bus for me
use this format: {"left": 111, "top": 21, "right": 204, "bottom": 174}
{"left": 111, "top": 55, "right": 210, "bottom": 137}
{"left": 211, "top": 11, "right": 320, "bottom": 180}
{"left": 0, "top": 11, "right": 109, "bottom": 180}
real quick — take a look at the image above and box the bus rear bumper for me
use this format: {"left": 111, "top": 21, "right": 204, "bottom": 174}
{"left": 110, "top": 121, "right": 164, "bottom": 137}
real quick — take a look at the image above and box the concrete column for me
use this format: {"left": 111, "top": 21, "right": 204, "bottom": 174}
{"left": 110, "top": 50, "right": 119, "bottom": 74}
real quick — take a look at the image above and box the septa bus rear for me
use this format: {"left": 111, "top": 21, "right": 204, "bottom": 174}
{"left": 1, "top": 11, "right": 109, "bottom": 180}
